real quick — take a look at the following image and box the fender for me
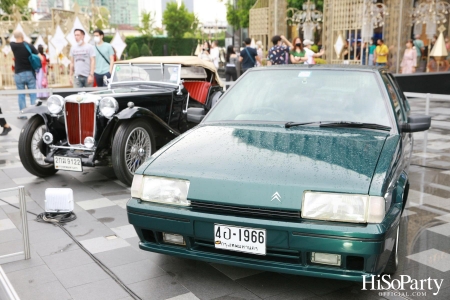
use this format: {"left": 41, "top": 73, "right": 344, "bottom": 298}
{"left": 95, "top": 107, "right": 180, "bottom": 153}
{"left": 21, "top": 105, "right": 50, "bottom": 126}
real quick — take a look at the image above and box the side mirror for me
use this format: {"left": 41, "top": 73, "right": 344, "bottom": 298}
{"left": 187, "top": 108, "right": 206, "bottom": 123}
{"left": 400, "top": 114, "right": 431, "bottom": 132}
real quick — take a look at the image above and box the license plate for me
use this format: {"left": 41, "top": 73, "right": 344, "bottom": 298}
{"left": 54, "top": 156, "right": 82, "bottom": 172}
{"left": 214, "top": 224, "right": 266, "bottom": 255}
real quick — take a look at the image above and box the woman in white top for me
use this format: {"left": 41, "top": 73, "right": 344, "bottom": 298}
{"left": 303, "top": 39, "right": 324, "bottom": 64}
{"left": 198, "top": 41, "right": 213, "bottom": 62}
{"left": 256, "top": 40, "right": 263, "bottom": 66}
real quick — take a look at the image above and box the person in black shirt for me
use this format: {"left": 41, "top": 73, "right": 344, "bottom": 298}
{"left": 10, "top": 31, "right": 38, "bottom": 119}
{"left": 239, "top": 38, "right": 260, "bottom": 74}
{"left": 0, "top": 107, "right": 12, "bottom": 136}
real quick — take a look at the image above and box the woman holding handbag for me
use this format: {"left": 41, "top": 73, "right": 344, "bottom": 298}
{"left": 36, "top": 45, "right": 49, "bottom": 99}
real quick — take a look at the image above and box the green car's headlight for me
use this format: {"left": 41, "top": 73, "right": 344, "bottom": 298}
{"left": 301, "top": 192, "right": 385, "bottom": 224}
{"left": 131, "top": 175, "right": 190, "bottom": 206}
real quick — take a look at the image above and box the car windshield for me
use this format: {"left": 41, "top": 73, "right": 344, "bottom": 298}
{"left": 204, "top": 69, "right": 392, "bottom": 127}
{"left": 112, "top": 64, "right": 180, "bottom": 84}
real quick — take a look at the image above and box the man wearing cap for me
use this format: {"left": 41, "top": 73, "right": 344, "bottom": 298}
{"left": 267, "top": 35, "right": 292, "bottom": 65}
{"left": 303, "top": 39, "right": 324, "bottom": 64}
{"left": 69, "top": 29, "right": 96, "bottom": 88}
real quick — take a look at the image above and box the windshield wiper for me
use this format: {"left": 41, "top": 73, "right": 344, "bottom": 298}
{"left": 285, "top": 121, "right": 320, "bottom": 128}
{"left": 319, "top": 121, "right": 391, "bottom": 131}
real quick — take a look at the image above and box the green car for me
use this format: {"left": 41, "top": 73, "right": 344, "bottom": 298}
{"left": 127, "top": 66, "right": 430, "bottom": 281}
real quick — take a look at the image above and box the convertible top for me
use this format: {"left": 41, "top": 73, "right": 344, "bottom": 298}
{"left": 115, "top": 56, "right": 223, "bottom": 87}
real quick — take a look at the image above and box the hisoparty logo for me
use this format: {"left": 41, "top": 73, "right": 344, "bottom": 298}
{"left": 362, "top": 275, "right": 444, "bottom": 297}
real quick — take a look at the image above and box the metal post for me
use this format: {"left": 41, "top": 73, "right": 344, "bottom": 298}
{"left": 425, "top": 93, "right": 430, "bottom": 115}
{"left": 18, "top": 187, "right": 31, "bottom": 260}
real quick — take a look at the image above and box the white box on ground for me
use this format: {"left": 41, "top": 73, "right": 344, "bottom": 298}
{"left": 45, "top": 188, "right": 74, "bottom": 213}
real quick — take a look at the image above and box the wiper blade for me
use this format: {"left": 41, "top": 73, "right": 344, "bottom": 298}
{"left": 285, "top": 121, "right": 320, "bottom": 128}
{"left": 319, "top": 121, "right": 391, "bottom": 131}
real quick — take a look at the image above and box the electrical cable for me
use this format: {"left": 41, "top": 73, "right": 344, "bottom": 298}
{"left": 0, "top": 197, "right": 142, "bottom": 300}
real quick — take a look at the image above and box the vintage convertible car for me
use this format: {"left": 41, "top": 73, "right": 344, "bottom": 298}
{"left": 127, "top": 65, "right": 431, "bottom": 281}
{"left": 18, "top": 56, "right": 224, "bottom": 185}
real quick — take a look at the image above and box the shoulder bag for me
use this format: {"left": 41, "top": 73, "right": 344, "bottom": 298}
{"left": 24, "top": 43, "right": 42, "bottom": 71}
{"left": 95, "top": 45, "right": 110, "bottom": 65}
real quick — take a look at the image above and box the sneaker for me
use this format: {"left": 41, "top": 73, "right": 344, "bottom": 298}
{"left": 17, "top": 115, "right": 28, "bottom": 120}
{"left": 0, "top": 127, "right": 12, "bottom": 136}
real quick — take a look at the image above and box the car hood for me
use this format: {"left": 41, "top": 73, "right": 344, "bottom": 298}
{"left": 143, "top": 124, "right": 389, "bottom": 211}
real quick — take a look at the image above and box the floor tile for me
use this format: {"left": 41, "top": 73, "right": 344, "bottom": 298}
{"left": 111, "top": 224, "right": 138, "bottom": 239}
{"left": 210, "top": 263, "right": 263, "bottom": 280}
{"left": 7, "top": 265, "right": 57, "bottom": 287}
{"left": 407, "top": 249, "right": 450, "bottom": 272}
{"left": 0, "top": 218, "right": 16, "bottom": 231}
{"left": 166, "top": 292, "right": 201, "bottom": 300}
{"left": 435, "top": 214, "right": 450, "bottom": 223}
{"left": 113, "top": 198, "right": 129, "bottom": 209}
{"left": 127, "top": 275, "right": 189, "bottom": 300}
{"left": 0, "top": 228, "right": 22, "bottom": 244}
{"left": 110, "top": 259, "right": 166, "bottom": 284}
{"left": 72, "top": 171, "right": 108, "bottom": 183}
{"left": 80, "top": 236, "right": 130, "bottom": 254}
{"left": 427, "top": 223, "right": 450, "bottom": 237}
{"left": 94, "top": 246, "right": 149, "bottom": 268}
{"left": 88, "top": 205, "right": 129, "bottom": 228}
{"left": 14, "top": 279, "right": 72, "bottom": 300}
{"left": 402, "top": 209, "right": 417, "bottom": 217}
{"left": 76, "top": 198, "right": 116, "bottom": 210}
{"left": 67, "top": 278, "right": 129, "bottom": 300}
{"left": 42, "top": 248, "right": 93, "bottom": 271}
{"left": 11, "top": 176, "right": 45, "bottom": 185}
{"left": 53, "top": 262, "right": 110, "bottom": 288}
{"left": 1, "top": 250, "right": 45, "bottom": 273}
{"left": 32, "top": 235, "right": 80, "bottom": 257}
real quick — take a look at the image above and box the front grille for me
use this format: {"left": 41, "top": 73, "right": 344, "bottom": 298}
{"left": 190, "top": 201, "right": 300, "bottom": 219}
{"left": 193, "top": 239, "right": 301, "bottom": 264}
{"left": 65, "top": 102, "right": 95, "bottom": 145}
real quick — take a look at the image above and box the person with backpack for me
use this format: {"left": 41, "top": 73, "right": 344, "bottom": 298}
{"left": 239, "top": 38, "right": 260, "bottom": 74}
{"left": 93, "top": 29, "right": 115, "bottom": 87}
{"left": 10, "top": 30, "right": 40, "bottom": 119}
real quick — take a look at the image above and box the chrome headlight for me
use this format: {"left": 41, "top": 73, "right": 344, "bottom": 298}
{"left": 301, "top": 192, "right": 385, "bottom": 223}
{"left": 47, "top": 95, "right": 64, "bottom": 115}
{"left": 131, "top": 175, "right": 190, "bottom": 206}
{"left": 99, "top": 97, "right": 118, "bottom": 118}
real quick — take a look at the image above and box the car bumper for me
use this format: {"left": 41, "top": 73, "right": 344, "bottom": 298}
{"left": 127, "top": 198, "right": 401, "bottom": 282}
{"left": 44, "top": 147, "right": 102, "bottom": 167}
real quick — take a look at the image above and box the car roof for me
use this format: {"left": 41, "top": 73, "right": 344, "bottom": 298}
{"left": 115, "top": 56, "right": 223, "bottom": 86}
{"left": 251, "top": 64, "right": 387, "bottom": 73}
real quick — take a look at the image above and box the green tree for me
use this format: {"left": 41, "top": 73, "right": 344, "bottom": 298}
{"left": 138, "top": 10, "right": 156, "bottom": 36}
{"left": 140, "top": 43, "right": 150, "bottom": 56}
{"left": 162, "top": 2, "right": 195, "bottom": 39}
{"left": 128, "top": 43, "right": 140, "bottom": 58}
{"left": 0, "top": 0, "right": 29, "bottom": 15}
{"left": 93, "top": 6, "right": 111, "bottom": 30}
{"left": 225, "top": 0, "right": 256, "bottom": 29}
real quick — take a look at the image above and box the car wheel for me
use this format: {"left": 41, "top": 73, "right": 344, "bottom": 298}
{"left": 384, "top": 225, "right": 399, "bottom": 274}
{"left": 112, "top": 119, "right": 155, "bottom": 186}
{"left": 18, "top": 115, "right": 58, "bottom": 177}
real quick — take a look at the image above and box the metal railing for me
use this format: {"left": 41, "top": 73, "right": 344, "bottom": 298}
{"left": 404, "top": 92, "right": 450, "bottom": 116}
{"left": 0, "top": 186, "right": 31, "bottom": 262}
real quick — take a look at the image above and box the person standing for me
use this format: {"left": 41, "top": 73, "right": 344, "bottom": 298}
{"left": 374, "top": 39, "right": 389, "bottom": 66}
{"left": 92, "top": 29, "right": 114, "bottom": 87}
{"left": 267, "top": 35, "right": 292, "bottom": 65}
{"left": 225, "top": 45, "right": 238, "bottom": 81}
{"left": 303, "top": 40, "right": 324, "bottom": 64}
{"left": 69, "top": 29, "right": 95, "bottom": 88}
{"left": 239, "top": 38, "right": 260, "bottom": 73}
{"left": 10, "top": 30, "right": 38, "bottom": 119}
{"left": 290, "top": 37, "right": 307, "bottom": 64}
{"left": 198, "top": 41, "right": 213, "bottom": 62}
{"left": 36, "top": 45, "right": 49, "bottom": 99}
{"left": 210, "top": 41, "right": 220, "bottom": 70}
{"left": 413, "top": 34, "right": 424, "bottom": 68}
{"left": 0, "top": 108, "right": 12, "bottom": 136}
{"left": 400, "top": 40, "right": 417, "bottom": 74}
{"left": 256, "top": 41, "right": 264, "bottom": 66}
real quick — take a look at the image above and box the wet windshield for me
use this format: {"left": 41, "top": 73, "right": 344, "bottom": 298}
{"left": 204, "top": 69, "right": 391, "bottom": 127}
{"left": 112, "top": 64, "right": 180, "bottom": 84}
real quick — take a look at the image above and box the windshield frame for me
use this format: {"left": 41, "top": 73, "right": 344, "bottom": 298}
{"left": 110, "top": 63, "right": 181, "bottom": 87}
{"left": 203, "top": 67, "right": 398, "bottom": 134}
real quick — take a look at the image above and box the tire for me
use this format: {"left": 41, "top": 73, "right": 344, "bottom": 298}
{"left": 384, "top": 225, "right": 399, "bottom": 275}
{"left": 18, "top": 115, "right": 58, "bottom": 177}
{"left": 112, "top": 119, "right": 156, "bottom": 186}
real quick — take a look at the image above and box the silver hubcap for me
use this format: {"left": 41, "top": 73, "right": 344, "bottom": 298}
{"left": 125, "top": 127, "right": 151, "bottom": 174}
{"left": 31, "top": 125, "right": 50, "bottom": 166}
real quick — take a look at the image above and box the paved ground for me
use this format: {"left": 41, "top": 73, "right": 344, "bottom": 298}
{"left": 0, "top": 94, "right": 450, "bottom": 300}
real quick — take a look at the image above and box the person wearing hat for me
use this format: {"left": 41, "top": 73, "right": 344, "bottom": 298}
{"left": 267, "top": 35, "right": 292, "bottom": 65}
{"left": 69, "top": 29, "right": 96, "bottom": 88}
{"left": 303, "top": 39, "right": 324, "bottom": 64}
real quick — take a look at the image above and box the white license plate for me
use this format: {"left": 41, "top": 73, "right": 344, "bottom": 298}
{"left": 54, "top": 156, "right": 82, "bottom": 172}
{"left": 214, "top": 224, "right": 266, "bottom": 255}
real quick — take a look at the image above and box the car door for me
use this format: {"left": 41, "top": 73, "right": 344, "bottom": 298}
{"left": 382, "top": 74, "right": 413, "bottom": 173}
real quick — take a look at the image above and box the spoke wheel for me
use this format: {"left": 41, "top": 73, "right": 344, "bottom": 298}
{"left": 112, "top": 119, "right": 155, "bottom": 186}
{"left": 18, "top": 115, "right": 58, "bottom": 177}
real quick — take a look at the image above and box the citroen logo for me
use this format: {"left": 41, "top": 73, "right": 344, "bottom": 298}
{"left": 271, "top": 192, "right": 281, "bottom": 202}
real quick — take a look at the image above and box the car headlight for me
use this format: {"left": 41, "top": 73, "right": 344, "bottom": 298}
{"left": 99, "top": 97, "right": 118, "bottom": 118}
{"left": 131, "top": 175, "right": 190, "bottom": 206}
{"left": 47, "top": 95, "right": 64, "bottom": 115}
{"left": 301, "top": 192, "right": 385, "bottom": 223}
